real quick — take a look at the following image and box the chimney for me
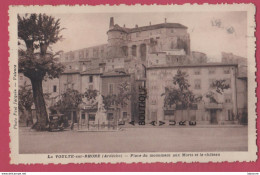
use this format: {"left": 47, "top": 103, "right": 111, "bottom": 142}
{"left": 109, "top": 17, "right": 114, "bottom": 29}
{"left": 135, "top": 24, "right": 138, "bottom": 28}
{"left": 123, "top": 24, "right": 126, "bottom": 28}
{"left": 149, "top": 22, "right": 151, "bottom": 26}
{"left": 165, "top": 18, "right": 167, "bottom": 23}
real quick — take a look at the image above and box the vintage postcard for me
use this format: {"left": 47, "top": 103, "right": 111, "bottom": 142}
{"left": 9, "top": 4, "right": 257, "bottom": 164}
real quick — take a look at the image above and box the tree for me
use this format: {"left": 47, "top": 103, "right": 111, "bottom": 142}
{"left": 162, "top": 69, "right": 202, "bottom": 121}
{"left": 19, "top": 82, "right": 34, "bottom": 126}
{"left": 103, "top": 81, "right": 131, "bottom": 126}
{"left": 51, "top": 88, "right": 83, "bottom": 129}
{"left": 206, "top": 79, "right": 230, "bottom": 103}
{"left": 103, "top": 81, "right": 131, "bottom": 110}
{"left": 18, "top": 14, "right": 65, "bottom": 130}
{"left": 54, "top": 89, "right": 83, "bottom": 114}
{"left": 84, "top": 89, "right": 99, "bottom": 106}
{"left": 212, "top": 79, "right": 230, "bottom": 95}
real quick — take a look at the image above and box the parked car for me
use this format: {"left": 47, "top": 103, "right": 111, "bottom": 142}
{"left": 48, "top": 114, "right": 68, "bottom": 132}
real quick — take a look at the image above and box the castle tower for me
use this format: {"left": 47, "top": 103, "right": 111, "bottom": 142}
{"left": 107, "top": 17, "right": 128, "bottom": 58}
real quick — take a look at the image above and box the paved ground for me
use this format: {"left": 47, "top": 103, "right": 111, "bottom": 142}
{"left": 19, "top": 126, "right": 248, "bottom": 154}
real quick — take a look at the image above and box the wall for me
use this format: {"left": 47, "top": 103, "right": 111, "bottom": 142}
{"left": 59, "top": 73, "right": 81, "bottom": 93}
{"left": 81, "top": 74, "right": 101, "bottom": 93}
{"left": 236, "top": 78, "right": 247, "bottom": 112}
{"left": 146, "top": 65, "right": 238, "bottom": 124}
{"left": 101, "top": 75, "right": 131, "bottom": 121}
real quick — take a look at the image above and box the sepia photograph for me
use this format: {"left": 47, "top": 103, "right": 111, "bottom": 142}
{"left": 8, "top": 4, "right": 256, "bottom": 164}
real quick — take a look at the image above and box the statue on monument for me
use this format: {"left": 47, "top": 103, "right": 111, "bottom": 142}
{"left": 95, "top": 92, "right": 107, "bottom": 125}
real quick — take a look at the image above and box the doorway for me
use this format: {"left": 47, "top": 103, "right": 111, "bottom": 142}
{"left": 73, "top": 111, "right": 77, "bottom": 123}
{"left": 210, "top": 109, "right": 218, "bottom": 124}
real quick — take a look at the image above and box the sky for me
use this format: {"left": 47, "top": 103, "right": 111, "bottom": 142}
{"left": 50, "top": 12, "right": 247, "bottom": 61}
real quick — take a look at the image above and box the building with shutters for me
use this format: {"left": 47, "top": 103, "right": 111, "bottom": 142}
{"left": 19, "top": 17, "right": 248, "bottom": 126}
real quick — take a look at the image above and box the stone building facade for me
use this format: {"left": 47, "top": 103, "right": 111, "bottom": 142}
{"left": 19, "top": 17, "right": 248, "bottom": 126}
{"left": 146, "top": 63, "right": 239, "bottom": 125}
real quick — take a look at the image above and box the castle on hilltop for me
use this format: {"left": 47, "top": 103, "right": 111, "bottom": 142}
{"left": 19, "top": 17, "right": 248, "bottom": 127}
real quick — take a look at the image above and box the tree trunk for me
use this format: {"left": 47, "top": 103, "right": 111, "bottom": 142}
{"left": 31, "top": 78, "right": 48, "bottom": 130}
{"left": 25, "top": 109, "right": 33, "bottom": 127}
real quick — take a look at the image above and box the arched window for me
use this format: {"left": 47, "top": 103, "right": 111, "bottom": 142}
{"left": 140, "top": 44, "right": 147, "bottom": 61}
{"left": 121, "top": 46, "right": 128, "bottom": 57}
{"left": 171, "top": 41, "right": 174, "bottom": 49}
{"left": 132, "top": 45, "right": 137, "bottom": 57}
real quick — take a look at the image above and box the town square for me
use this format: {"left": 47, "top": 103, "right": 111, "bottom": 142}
{"left": 16, "top": 10, "right": 249, "bottom": 155}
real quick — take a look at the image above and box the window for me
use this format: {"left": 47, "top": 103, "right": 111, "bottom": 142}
{"left": 107, "top": 113, "right": 114, "bottom": 121}
{"left": 53, "top": 85, "right": 57, "bottom": 92}
{"left": 208, "top": 68, "right": 216, "bottom": 74}
{"left": 194, "top": 68, "right": 201, "bottom": 75}
{"left": 224, "top": 94, "right": 232, "bottom": 103}
{"left": 89, "top": 76, "right": 93, "bottom": 83}
{"left": 171, "top": 29, "right": 174, "bottom": 33}
{"left": 170, "top": 41, "right": 174, "bottom": 49}
{"left": 81, "top": 113, "right": 85, "bottom": 119}
{"left": 121, "top": 46, "right": 128, "bottom": 57}
{"left": 223, "top": 67, "right": 230, "bottom": 74}
{"left": 209, "top": 79, "right": 216, "bottom": 88}
{"left": 64, "top": 84, "right": 67, "bottom": 91}
{"left": 67, "top": 75, "right": 73, "bottom": 82}
{"left": 89, "top": 85, "right": 93, "bottom": 90}
{"left": 79, "top": 51, "right": 83, "bottom": 59}
{"left": 132, "top": 45, "right": 137, "bottom": 56}
{"left": 93, "top": 48, "right": 99, "bottom": 57}
{"left": 85, "top": 51, "right": 89, "bottom": 58}
{"left": 88, "top": 114, "right": 95, "bottom": 121}
{"left": 109, "top": 84, "right": 114, "bottom": 94}
{"left": 140, "top": 44, "right": 147, "bottom": 61}
{"left": 123, "top": 112, "right": 127, "bottom": 119}
{"left": 69, "top": 65, "right": 72, "bottom": 69}
{"left": 194, "top": 79, "right": 201, "bottom": 89}
{"left": 227, "top": 109, "right": 234, "bottom": 121}
{"left": 224, "top": 78, "right": 231, "bottom": 88}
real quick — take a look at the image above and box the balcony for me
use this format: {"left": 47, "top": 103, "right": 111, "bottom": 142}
{"left": 204, "top": 103, "right": 223, "bottom": 109}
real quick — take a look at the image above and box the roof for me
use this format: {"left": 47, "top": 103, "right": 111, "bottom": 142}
{"left": 147, "top": 62, "right": 238, "bottom": 70}
{"left": 101, "top": 69, "right": 130, "bottom": 77}
{"left": 108, "top": 23, "right": 188, "bottom": 33}
{"left": 81, "top": 68, "right": 101, "bottom": 75}
{"left": 62, "top": 70, "right": 80, "bottom": 74}
{"left": 108, "top": 24, "right": 129, "bottom": 33}
{"left": 62, "top": 44, "right": 107, "bottom": 55}
{"left": 129, "top": 23, "right": 188, "bottom": 33}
